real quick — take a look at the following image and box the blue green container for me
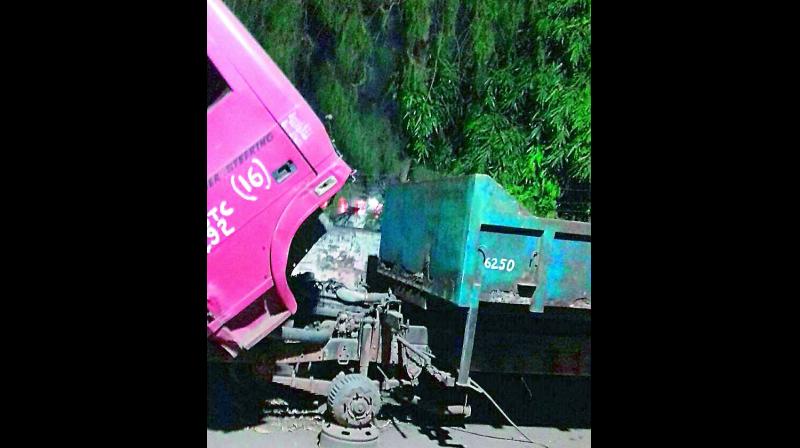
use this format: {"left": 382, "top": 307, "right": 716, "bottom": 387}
{"left": 379, "top": 175, "right": 590, "bottom": 312}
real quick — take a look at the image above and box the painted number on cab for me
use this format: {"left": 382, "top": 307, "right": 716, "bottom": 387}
{"left": 483, "top": 257, "right": 516, "bottom": 272}
{"left": 230, "top": 157, "right": 272, "bottom": 202}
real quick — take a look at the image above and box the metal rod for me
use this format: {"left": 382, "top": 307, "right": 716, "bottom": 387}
{"left": 457, "top": 306, "right": 479, "bottom": 386}
{"left": 273, "top": 325, "right": 333, "bottom": 344}
{"left": 396, "top": 336, "right": 436, "bottom": 360}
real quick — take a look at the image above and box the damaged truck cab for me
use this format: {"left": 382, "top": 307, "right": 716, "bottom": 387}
{"left": 206, "top": 0, "right": 352, "bottom": 356}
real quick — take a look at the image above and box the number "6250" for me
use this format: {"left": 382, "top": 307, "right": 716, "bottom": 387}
{"left": 483, "top": 257, "right": 516, "bottom": 272}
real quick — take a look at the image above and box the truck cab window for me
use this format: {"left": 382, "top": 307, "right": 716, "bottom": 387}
{"left": 207, "top": 57, "right": 230, "bottom": 108}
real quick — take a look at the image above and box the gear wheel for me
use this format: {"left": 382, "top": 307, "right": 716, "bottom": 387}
{"left": 327, "top": 373, "right": 382, "bottom": 427}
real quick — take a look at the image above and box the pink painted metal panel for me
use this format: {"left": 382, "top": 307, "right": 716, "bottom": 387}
{"left": 207, "top": 0, "right": 351, "bottom": 356}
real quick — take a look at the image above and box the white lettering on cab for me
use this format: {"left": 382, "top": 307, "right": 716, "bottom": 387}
{"left": 207, "top": 200, "right": 235, "bottom": 254}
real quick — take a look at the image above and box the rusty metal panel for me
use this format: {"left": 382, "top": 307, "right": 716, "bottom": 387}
{"left": 379, "top": 176, "right": 477, "bottom": 307}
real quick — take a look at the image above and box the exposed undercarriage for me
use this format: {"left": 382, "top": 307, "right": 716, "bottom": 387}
{"left": 247, "top": 276, "right": 465, "bottom": 429}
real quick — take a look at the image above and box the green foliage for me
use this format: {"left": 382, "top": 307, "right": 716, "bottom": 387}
{"left": 494, "top": 0, "right": 525, "bottom": 58}
{"left": 447, "top": 0, "right": 558, "bottom": 216}
{"left": 222, "top": 0, "right": 590, "bottom": 220}
{"left": 400, "top": 62, "right": 437, "bottom": 161}
{"left": 531, "top": 0, "right": 592, "bottom": 183}
{"left": 306, "top": 1, "right": 404, "bottom": 180}
{"left": 468, "top": 0, "right": 497, "bottom": 89}
{"left": 315, "top": 63, "right": 402, "bottom": 180}
{"left": 226, "top": 0, "right": 304, "bottom": 82}
{"left": 334, "top": 10, "right": 372, "bottom": 85}
{"left": 308, "top": 0, "right": 352, "bottom": 30}
{"left": 399, "top": 0, "right": 435, "bottom": 163}
{"left": 403, "top": 0, "right": 432, "bottom": 44}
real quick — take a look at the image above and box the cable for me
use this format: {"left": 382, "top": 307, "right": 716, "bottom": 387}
{"left": 466, "top": 378, "right": 550, "bottom": 448}
{"left": 445, "top": 426, "right": 541, "bottom": 444}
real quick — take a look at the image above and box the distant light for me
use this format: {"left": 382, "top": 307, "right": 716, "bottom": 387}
{"left": 355, "top": 199, "right": 367, "bottom": 216}
{"left": 367, "top": 197, "right": 383, "bottom": 217}
{"left": 367, "top": 197, "right": 380, "bottom": 210}
{"left": 336, "top": 197, "right": 348, "bottom": 215}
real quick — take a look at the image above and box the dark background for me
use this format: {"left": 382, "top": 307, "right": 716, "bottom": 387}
{"left": 17, "top": 1, "right": 208, "bottom": 443}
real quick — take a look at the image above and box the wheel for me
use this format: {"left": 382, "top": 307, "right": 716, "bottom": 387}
{"left": 327, "top": 373, "right": 382, "bottom": 427}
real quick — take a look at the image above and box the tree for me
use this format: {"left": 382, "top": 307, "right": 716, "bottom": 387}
{"left": 224, "top": 0, "right": 591, "bottom": 220}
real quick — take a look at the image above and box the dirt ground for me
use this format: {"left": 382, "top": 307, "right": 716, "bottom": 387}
{"left": 207, "top": 420, "right": 590, "bottom": 448}
{"left": 207, "top": 364, "right": 590, "bottom": 448}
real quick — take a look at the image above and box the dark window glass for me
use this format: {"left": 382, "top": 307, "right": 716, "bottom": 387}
{"left": 208, "top": 57, "right": 231, "bottom": 108}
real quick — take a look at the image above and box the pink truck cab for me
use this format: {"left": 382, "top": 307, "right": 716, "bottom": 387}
{"left": 206, "top": 0, "right": 351, "bottom": 356}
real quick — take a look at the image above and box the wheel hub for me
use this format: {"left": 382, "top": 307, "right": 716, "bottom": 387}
{"left": 319, "top": 422, "right": 379, "bottom": 448}
{"left": 327, "top": 373, "right": 382, "bottom": 427}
